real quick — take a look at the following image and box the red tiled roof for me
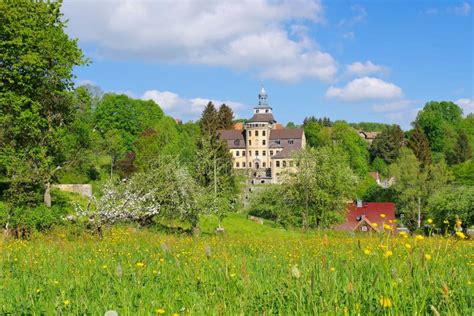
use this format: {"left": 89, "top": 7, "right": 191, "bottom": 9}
{"left": 269, "top": 128, "right": 304, "bottom": 139}
{"left": 334, "top": 202, "right": 396, "bottom": 232}
{"left": 369, "top": 172, "right": 380, "bottom": 181}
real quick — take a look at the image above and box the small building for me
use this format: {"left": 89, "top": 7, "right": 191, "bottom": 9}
{"left": 334, "top": 201, "right": 396, "bottom": 233}
{"left": 358, "top": 130, "right": 380, "bottom": 144}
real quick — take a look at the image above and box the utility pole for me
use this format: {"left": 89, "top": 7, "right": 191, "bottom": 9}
{"left": 214, "top": 155, "right": 221, "bottom": 229}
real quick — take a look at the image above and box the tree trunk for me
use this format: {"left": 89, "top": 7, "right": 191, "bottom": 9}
{"left": 44, "top": 181, "right": 51, "bottom": 207}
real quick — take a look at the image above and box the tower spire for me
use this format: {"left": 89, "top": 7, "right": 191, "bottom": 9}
{"left": 258, "top": 86, "right": 268, "bottom": 106}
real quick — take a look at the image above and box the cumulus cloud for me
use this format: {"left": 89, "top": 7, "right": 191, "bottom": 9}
{"left": 326, "top": 77, "right": 403, "bottom": 101}
{"left": 455, "top": 98, "right": 474, "bottom": 114}
{"left": 346, "top": 61, "right": 389, "bottom": 77}
{"left": 141, "top": 89, "right": 245, "bottom": 120}
{"left": 62, "top": 0, "right": 337, "bottom": 82}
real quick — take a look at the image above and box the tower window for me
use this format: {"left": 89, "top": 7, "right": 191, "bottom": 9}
{"left": 236, "top": 162, "right": 240, "bottom": 168}
{"left": 262, "top": 140, "right": 266, "bottom": 145}
{"left": 270, "top": 150, "right": 273, "bottom": 156}
{"left": 236, "top": 151, "right": 240, "bottom": 156}
{"left": 265, "top": 109, "right": 269, "bottom": 113}
{"left": 242, "top": 151, "right": 246, "bottom": 156}
{"left": 248, "top": 140, "right": 252, "bottom": 146}
{"left": 243, "top": 162, "right": 246, "bottom": 167}
{"left": 276, "top": 161, "right": 280, "bottom": 168}
{"left": 248, "top": 131, "right": 252, "bottom": 137}
{"left": 255, "top": 130, "right": 259, "bottom": 137}
{"left": 249, "top": 150, "right": 252, "bottom": 156}
{"left": 255, "top": 150, "right": 259, "bottom": 156}
{"left": 262, "top": 131, "right": 266, "bottom": 136}
{"left": 263, "top": 162, "right": 266, "bottom": 168}
{"left": 256, "top": 109, "right": 260, "bottom": 113}
{"left": 263, "top": 150, "right": 266, "bottom": 156}
{"left": 249, "top": 162, "right": 252, "bottom": 168}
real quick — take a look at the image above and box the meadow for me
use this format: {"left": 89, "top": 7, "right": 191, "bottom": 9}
{"left": 0, "top": 215, "right": 472, "bottom": 315}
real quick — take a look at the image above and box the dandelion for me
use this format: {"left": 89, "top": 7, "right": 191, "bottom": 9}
{"left": 230, "top": 273, "right": 236, "bottom": 278}
{"left": 404, "top": 243, "right": 412, "bottom": 249}
{"left": 364, "top": 248, "right": 371, "bottom": 255}
{"left": 427, "top": 219, "right": 433, "bottom": 224}
{"left": 36, "top": 288, "right": 41, "bottom": 294}
{"left": 455, "top": 231, "right": 466, "bottom": 239}
{"left": 372, "top": 223, "right": 378, "bottom": 228}
{"left": 160, "top": 258, "right": 165, "bottom": 263}
{"left": 380, "top": 296, "right": 392, "bottom": 308}
{"left": 380, "top": 214, "right": 386, "bottom": 219}
{"left": 383, "top": 224, "right": 391, "bottom": 230}
{"left": 173, "top": 314, "right": 179, "bottom": 316}
{"left": 399, "top": 231, "right": 408, "bottom": 238}
{"left": 156, "top": 308, "right": 165, "bottom": 314}
{"left": 384, "top": 250, "right": 393, "bottom": 258}
{"left": 136, "top": 262, "right": 145, "bottom": 268}
{"left": 443, "top": 220, "right": 449, "bottom": 224}
{"left": 64, "top": 299, "right": 70, "bottom": 306}
{"left": 102, "top": 265, "right": 108, "bottom": 269}
{"left": 330, "top": 267, "right": 336, "bottom": 272}
{"left": 425, "top": 254, "right": 432, "bottom": 260}
{"left": 415, "top": 235, "right": 424, "bottom": 241}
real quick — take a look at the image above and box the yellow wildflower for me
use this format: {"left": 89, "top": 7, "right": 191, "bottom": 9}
{"left": 415, "top": 235, "right": 424, "bottom": 241}
{"left": 330, "top": 267, "right": 336, "bottom": 272}
{"left": 425, "top": 254, "right": 432, "bottom": 260}
{"left": 160, "top": 258, "right": 165, "bottom": 263}
{"left": 156, "top": 308, "right": 165, "bottom": 314}
{"left": 380, "top": 214, "right": 386, "bottom": 218}
{"left": 455, "top": 231, "right": 466, "bottom": 239}
{"left": 173, "top": 314, "right": 179, "bottom": 316}
{"left": 136, "top": 262, "right": 145, "bottom": 268}
{"left": 102, "top": 265, "right": 108, "bottom": 269}
{"left": 383, "top": 224, "right": 391, "bottom": 230}
{"left": 380, "top": 297, "right": 392, "bottom": 308}
{"left": 372, "top": 223, "right": 378, "bottom": 228}
{"left": 383, "top": 250, "right": 393, "bottom": 258}
{"left": 36, "top": 288, "right": 41, "bottom": 293}
{"left": 427, "top": 219, "right": 433, "bottom": 224}
{"left": 64, "top": 300, "right": 70, "bottom": 306}
{"left": 443, "top": 220, "right": 449, "bottom": 224}
{"left": 404, "top": 243, "right": 412, "bottom": 249}
{"left": 364, "top": 249, "right": 371, "bottom": 255}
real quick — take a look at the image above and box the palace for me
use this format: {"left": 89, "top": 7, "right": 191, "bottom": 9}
{"left": 219, "top": 88, "right": 306, "bottom": 184}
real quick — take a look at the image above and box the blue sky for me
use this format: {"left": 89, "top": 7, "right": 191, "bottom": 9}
{"left": 63, "top": 0, "right": 473, "bottom": 129}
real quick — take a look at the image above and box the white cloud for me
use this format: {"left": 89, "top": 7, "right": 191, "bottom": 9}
{"left": 346, "top": 61, "right": 389, "bottom": 77}
{"left": 141, "top": 89, "right": 245, "bottom": 120}
{"left": 455, "top": 98, "right": 474, "bottom": 114}
{"left": 372, "top": 100, "right": 414, "bottom": 113}
{"left": 62, "top": 0, "right": 337, "bottom": 82}
{"left": 326, "top": 77, "right": 403, "bottom": 101}
{"left": 450, "top": 2, "right": 471, "bottom": 16}
{"left": 385, "top": 108, "right": 421, "bottom": 130}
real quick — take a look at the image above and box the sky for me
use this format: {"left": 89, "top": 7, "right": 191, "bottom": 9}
{"left": 62, "top": 0, "right": 473, "bottom": 129}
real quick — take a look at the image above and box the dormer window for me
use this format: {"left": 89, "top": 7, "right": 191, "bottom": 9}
{"left": 288, "top": 139, "right": 294, "bottom": 145}
{"left": 256, "top": 109, "right": 260, "bottom": 113}
{"left": 234, "top": 139, "right": 240, "bottom": 146}
{"left": 265, "top": 109, "right": 269, "bottom": 113}
{"left": 276, "top": 139, "right": 281, "bottom": 145}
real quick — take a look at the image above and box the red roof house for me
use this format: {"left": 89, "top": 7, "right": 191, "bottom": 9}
{"left": 334, "top": 202, "right": 396, "bottom": 233}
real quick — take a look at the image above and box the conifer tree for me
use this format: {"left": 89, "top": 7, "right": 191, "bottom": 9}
{"left": 199, "top": 102, "right": 218, "bottom": 135}
{"left": 452, "top": 131, "right": 472, "bottom": 164}
{"left": 408, "top": 125, "right": 432, "bottom": 169}
{"left": 217, "top": 104, "right": 234, "bottom": 129}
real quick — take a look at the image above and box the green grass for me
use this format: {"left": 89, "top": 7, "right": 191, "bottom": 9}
{"left": 0, "top": 218, "right": 472, "bottom": 315}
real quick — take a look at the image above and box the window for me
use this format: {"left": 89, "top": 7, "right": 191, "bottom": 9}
{"left": 255, "top": 130, "right": 259, "bottom": 137}
{"left": 236, "top": 151, "right": 240, "bottom": 157}
{"left": 262, "top": 130, "right": 266, "bottom": 136}
{"left": 262, "top": 140, "right": 266, "bottom": 145}
{"left": 242, "top": 162, "right": 246, "bottom": 167}
{"left": 255, "top": 150, "right": 259, "bottom": 156}
{"left": 283, "top": 161, "right": 287, "bottom": 168}
{"left": 234, "top": 139, "right": 240, "bottom": 146}
{"left": 262, "top": 150, "right": 266, "bottom": 156}
{"left": 248, "top": 140, "right": 252, "bottom": 146}
{"left": 289, "top": 161, "right": 294, "bottom": 167}
{"left": 265, "top": 109, "right": 269, "bottom": 113}
{"left": 249, "top": 162, "right": 252, "bottom": 168}
{"left": 276, "top": 161, "right": 280, "bottom": 167}
{"left": 248, "top": 131, "right": 252, "bottom": 137}
{"left": 242, "top": 151, "right": 246, "bottom": 156}
{"left": 256, "top": 109, "right": 260, "bottom": 113}
{"left": 263, "top": 162, "right": 266, "bottom": 168}
{"left": 288, "top": 139, "right": 294, "bottom": 145}
{"left": 276, "top": 139, "right": 281, "bottom": 145}
{"left": 249, "top": 150, "right": 252, "bottom": 156}
{"left": 270, "top": 150, "right": 273, "bottom": 156}
{"left": 236, "top": 162, "right": 240, "bottom": 168}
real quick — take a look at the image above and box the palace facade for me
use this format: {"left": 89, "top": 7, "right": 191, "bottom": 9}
{"left": 219, "top": 88, "right": 306, "bottom": 184}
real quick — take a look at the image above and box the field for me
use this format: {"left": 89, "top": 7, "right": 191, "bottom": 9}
{"left": 0, "top": 215, "right": 472, "bottom": 315}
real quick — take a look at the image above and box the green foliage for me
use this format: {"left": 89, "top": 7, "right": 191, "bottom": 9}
{"left": 451, "top": 159, "right": 474, "bottom": 185}
{"left": 247, "top": 185, "right": 290, "bottom": 225}
{"left": 414, "top": 101, "right": 463, "bottom": 153}
{"left": 362, "top": 185, "right": 397, "bottom": 203}
{"left": 217, "top": 104, "right": 234, "bottom": 129}
{"left": 371, "top": 157, "right": 388, "bottom": 177}
{"left": 199, "top": 102, "right": 219, "bottom": 134}
{"left": 303, "top": 121, "right": 323, "bottom": 148}
{"left": 407, "top": 125, "right": 432, "bottom": 169}
{"left": 355, "top": 174, "right": 377, "bottom": 199}
{"left": 286, "top": 122, "right": 297, "bottom": 128}
{"left": 281, "top": 146, "right": 355, "bottom": 229}
{"left": 350, "top": 122, "right": 390, "bottom": 132}
{"left": 370, "top": 125, "right": 405, "bottom": 164}
{"left": 389, "top": 148, "right": 452, "bottom": 230}
{"left": 428, "top": 186, "right": 474, "bottom": 229}
{"left": 446, "top": 130, "right": 472, "bottom": 165}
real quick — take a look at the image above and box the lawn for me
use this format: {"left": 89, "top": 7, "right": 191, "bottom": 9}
{"left": 0, "top": 215, "right": 472, "bottom": 315}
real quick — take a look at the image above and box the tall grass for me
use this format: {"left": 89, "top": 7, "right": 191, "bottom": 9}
{"left": 0, "top": 223, "right": 472, "bottom": 314}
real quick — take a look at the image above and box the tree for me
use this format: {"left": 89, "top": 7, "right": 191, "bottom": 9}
{"left": 286, "top": 122, "right": 297, "bottom": 129}
{"left": 389, "top": 148, "right": 452, "bottom": 231}
{"left": 371, "top": 157, "right": 388, "bottom": 177}
{"left": 428, "top": 186, "right": 474, "bottom": 230}
{"left": 199, "top": 102, "right": 218, "bottom": 135}
{"left": 217, "top": 104, "right": 234, "bottom": 129}
{"left": 303, "top": 121, "right": 323, "bottom": 148}
{"left": 0, "top": 0, "right": 86, "bottom": 208}
{"left": 451, "top": 159, "right": 474, "bottom": 185}
{"left": 414, "top": 101, "right": 463, "bottom": 153}
{"left": 447, "top": 131, "right": 472, "bottom": 165}
{"left": 408, "top": 125, "right": 432, "bottom": 169}
{"left": 370, "top": 125, "right": 405, "bottom": 164}
{"left": 282, "top": 146, "right": 355, "bottom": 230}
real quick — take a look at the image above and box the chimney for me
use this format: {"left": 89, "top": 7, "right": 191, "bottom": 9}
{"left": 356, "top": 199, "right": 363, "bottom": 208}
